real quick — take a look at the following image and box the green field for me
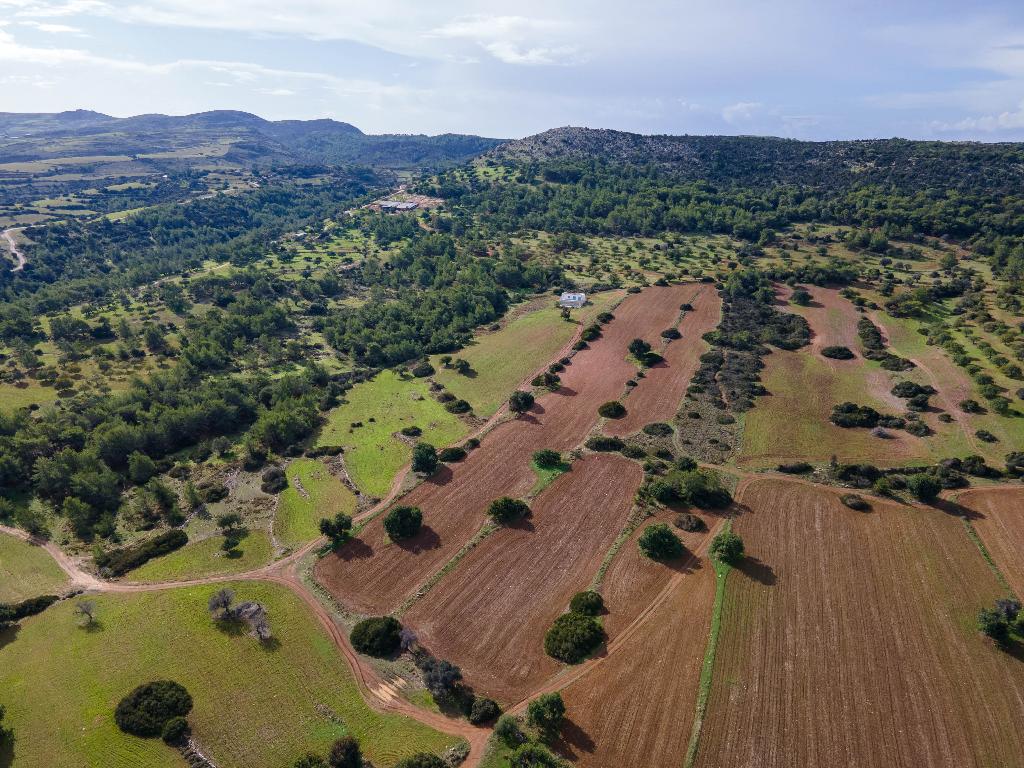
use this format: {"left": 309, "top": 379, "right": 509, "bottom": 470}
{"left": 430, "top": 292, "right": 622, "bottom": 418}
{"left": 127, "top": 529, "right": 274, "bottom": 583}
{"left": 0, "top": 534, "right": 68, "bottom": 602}
{"left": 317, "top": 370, "right": 469, "bottom": 497}
{"left": 277, "top": 459, "right": 357, "bottom": 548}
{"left": 0, "top": 582, "right": 459, "bottom": 768}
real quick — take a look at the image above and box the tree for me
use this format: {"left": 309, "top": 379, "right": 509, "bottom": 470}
{"left": 628, "top": 338, "right": 651, "bottom": 358}
{"left": 161, "top": 716, "right": 189, "bottom": 744}
{"left": 906, "top": 473, "right": 941, "bottom": 502}
{"left": 569, "top": 590, "right": 604, "bottom": 616}
{"left": 411, "top": 442, "right": 438, "bottom": 475}
{"left": 487, "top": 496, "right": 530, "bottom": 525}
{"left": 790, "top": 288, "right": 812, "bottom": 305}
{"left": 509, "top": 390, "right": 535, "bottom": 416}
{"left": 709, "top": 531, "right": 745, "bottom": 564}
{"left": 319, "top": 513, "right": 353, "bottom": 547}
{"left": 0, "top": 704, "right": 11, "bottom": 749}
{"left": 544, "top": 611, "right": 605, "bottom": 663}
{"left": 494, "top": 714, "right": 526, "bottom": 746}
{"left": 294, "top": 755, "right": 328, "bottom": 768}
{"left": 510, "top": 743, "right": 569, "bottom": 768}
{"left": 394, "top": 754, "right": 446, "bottom": 768}
{"left": 216, "top": 512, "right": 243, "bottom": 533}
{"left": 127, "top": 451, "right": 157, "bottom": 485}
{"left": 638, "top": 523, "right": 683, "bottom": 561}
{"left": 114, "top": 680, "right": 193, "bottom": 737}
{"left": 533, "top": 449, "right": 562, "bottom": 469}
{"left": 469, "top": 697, "right": 501, "bottom": 724}
{"left": 351, "top": 616, "right": 402, "bottom": 657}
{"left": 74, "top": 600, "right": 96, "bottom": 627}
{"left": 328, "top": 736, "right": 362, "bottom": 768}
{"left": 420, "top": 656, "right": 463, "bottom": 700}
{"left": 978, "top": 607, "right": 1010, "bottom": 646}
{"left": 383, "top": 505, "right": 423, "bottom": 541}
{"left": 208, "top": 588, "right": 235, "bottom": 620}
{"left": 526, "top": 692, "right": 565, "bottom": 741}
{"left": 597, "top": 401, "right": 626, "bottom": 418}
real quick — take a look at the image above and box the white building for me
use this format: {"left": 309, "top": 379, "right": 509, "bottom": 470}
{"left": 559, "top": 292, "right": 587, "bottom": 308}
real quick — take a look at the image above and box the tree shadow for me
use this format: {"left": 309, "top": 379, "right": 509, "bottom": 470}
{"left": 424, "top": 465, "right": 454, "bottom": 487}
{"left": 932, "top": 497, "right": 982, "bottom": 521}
{"left": 0, "top": 623, "right": 19, "bottom": 651}
{"left": 259, "top": 636, "right": 282, "bottom": 653}
{"left": 555, "top": 717, "right": 596, "bottom": 760}
{"left": 394, "top": 526, "right": 442, "bottom": 553}
{"left": 337, "top": 537, "right": 374, "bottom": 561}
{"left": 213, "top": 616, "right": 248, "bottom": 637}
{"left": 736, "top": 556, "right": 776, "bottom": 586}
{"left": 507, "top": 517, "right": 536, "bottom": 533}
{"left": 550, "top": 386, "right": 578, "bottom": 397}
{"left": 0, "top": 734, "right": 13, "bottom": 768}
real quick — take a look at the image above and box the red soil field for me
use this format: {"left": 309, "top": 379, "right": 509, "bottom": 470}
{"left": 403, "top": 454, "right": 643, "bottom": 703}
{"left": 696, "top": 478, "right": 1024, "bottom": 768}
{"left": 315, "top": 285, "right": 695, "bottom": 615}
{"left": 599, "top": 507, "right": 719, "bottom": 639}
{"left": 607, "top": 284, "right": 721, "bottom": 436}
{"left": 958, "top": 486, "right": 1024, "bottom": 597}
{"left": 555, "top": 545, "right": 717, "bottom": 767}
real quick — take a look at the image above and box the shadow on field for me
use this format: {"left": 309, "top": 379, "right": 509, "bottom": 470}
{"left": 337, "top": 537, "right": 374, "bottom": 561}
{"left": 425, "top": 466, "right": 454, "bottom": 487}
{"left": 0, "top": 734, "right": 13, "bottom": 768}
{"left": 556, "top": 717, "right": 596, "bottom": 759}
{"left": 394, "top": 526, "right": 442, "bottom": 553}
{"left": 550, "top": 386, "right": 578, "bottom": 397}
{"left": 932, "top": 498, "right": 983, "bottom": 521}
{"left": 0, "top": 623, "right": 19, "bottom": 651}
{"left": 736, "top": 556, "right": 776, "bottom": 586}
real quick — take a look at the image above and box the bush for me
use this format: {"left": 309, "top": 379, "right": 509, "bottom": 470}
{"left": 960, "top": 399, "right": 985, "bottom": 414}
{"left": 790, "top": 288, "right": 812, "bottom": 305}
{"left": 777, "top": 462, "right": 813, "bottom": 474}
{"left": 585, "top": 435, "right": 624, "bottom": 452}
{"left": 350, "top": 616, "right": 402, "bottom": 657}
{"left": 830, "top": 402, "right": 881, "bottom": 428}
{"left": 891, "top": 381, "right": 935, "bottom": 398}
{"left": 383, "top": 506, "right": 423, "bottom": 541}
{"left": 95, "top": 530, "right": 188, "bottom": 577}
{"left": 411, "top": 442, "right": 438, "bottom": 474}
{"left": 438, "top": 446, "right": 466, "bottom": 463}
{"left": 598, "top": 401, "right": 626, "bottom": 419}
{"left": 319, "top": 512, "right": 353, "bottom": 547}
{"left": 638, "top": 523, "right": 684, "bottom": 561}
{"left": 394, "top": 754, "right": 446, "bottom": 768}
{"left": 709, "top": 531, "right": 744, "bottom": 564}
{"left": 976, "top": 429, "right": 998, "bottom": 443}
{"left": 978, "top": 607, "right": 1010, "bottom": 646}
{"left": 569, "top": 590, "right": 604, "bottom": 616}
{"left": 674, "top": 513, "right": 706, "bottom": 532}
{"left": 400, "top": 425, "right": 422, "bottom": 437}
{"left": 328, "top": 736, "right": 362, "bottom": 768}
{"left": 469, "top": 697, "right": 501, "bottom": 725}
{"left": 411, "top": 362, "right": 434, "bottom": 378}
{"left": 642, "top": 422, "right": 674, "bottom": 437}
{"left": 509, "top": 390, "right": 535, "bottom": 415}
{"left": 494, "top": 714, "right": 526, "bottom": 746}
{"left": 821, "top": 345, "right": 854, "bottom": 360}
{"left": 840, "top": 493, "right": 870, "bottom": 511}
{"left": 0, "top": 594, "right": 59, "bottom": 624}
{"left": 661, "top": 328, "right": 682, "bottom": 340}
{"left": 261, "top": 466, "right": 288, "bottom": 494}
{"left": 444, "top": 398, "right": 471, "bottom": 414}
{"left": 161, "top": 716, "right": 189, "bottom": 744}
{"left": 488, "top": 497, "right": 530, "bottom": 525}
{"left": 906, "top": 473, "right": 941, "bottom": 502}
{"left": 114, "top": 680, "right": 193, "bottom": 737}
{"left": 533, "top": 449, "right": 562, "bottom": 469}
{"left": 526, "top": 692, "right": 566, "bottom": 741}
{"left": 510, "top": 743, "right": 569, "bottom": 767}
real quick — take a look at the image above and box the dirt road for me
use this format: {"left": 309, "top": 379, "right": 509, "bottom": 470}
{"left": 3, "top": 228, "right": 26, "bottom": 271}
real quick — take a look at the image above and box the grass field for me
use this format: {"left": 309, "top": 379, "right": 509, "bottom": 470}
{"left": 277, "top": 459, "right": 357, "bottom": 548}
{"left": 430, "top": 292, "right": 621, "bottom": 418}
{"left": 0, "top": 582, "right": 459, "bottom": 768}
{"left": 127, "top": 529, "right": 274, "bottom": 583}
{"left": 0, "top": 534, "right": 69, "bottom": 602}
{"left": 317, "top": 370, "right": 469, "bottom": 497}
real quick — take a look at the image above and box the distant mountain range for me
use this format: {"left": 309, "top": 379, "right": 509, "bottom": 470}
{"left": 0, "top": 109, "right": 502, "bottom": 169}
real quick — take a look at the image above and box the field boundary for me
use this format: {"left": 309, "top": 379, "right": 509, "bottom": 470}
{"left": 960, "top": 514, "right": 1017, "bottom": 599}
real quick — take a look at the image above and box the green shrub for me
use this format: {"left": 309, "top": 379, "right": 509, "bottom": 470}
{"left": 532, "top": 449, "right": 562, "bottom": 469}
{"left": 350, "top": 616, "right": 402, "bottom": 657}
{"left": 411, "top": 442, "right": 438, "bottom": 474}
{"left": 383, "top": 506, "right": 423, "bottom": 541}
{"left": 394, "top": 754, "right": 446, "bottom": 768}
{"left": 840, "top": 493, "right": 870, "bottom": 511}
{"left": 509, "top": 390, "right": 535, "bottom": 415}
{"left": 488, "top": 497, "right": 530, "bottom": 525}
{"left": 438, "top": 446, "right": 466, "bottom": 463}
{"left": 526, "top": 692, "right": 566, "bottom": 741}
{"left": 674, "top": 513, "right": 705, "bottom": 532}
{"left": 709, "top": 531, "right": 744, "bottom": 564}
{"left": 411, "top": 362, "right": 434, "bottom": 378}
{"left": 642, "top": 422, "right": 673, "bottom": 436}
{"left": 510, "top": 743, "right": 569, "bottom": 767}
{"left": 821, "top": 345, "right": 854, "bottom": 360}
{"left": 161, "top": 716, "right": 189, "bottom": 744}
{"left": 114, "top": 680, "right": 193, "bottom": 738}
{"left": 598, "top": 401, "right": 626, "bottom": 418}
{"left": 638, "top": 523, "right": 683, "bottom": 561}
{"left": 569, "top": 590, "right": 604, "bottom": 616}
{"left": 585, "top": 435, "right": 624, "bottom": 452}
{"left": 494, "top": 714, "right": 526, "bottom": 746}
{"left": 906, "top": 473, "right": 941, "bottom": 502}
{"left": 328, "top": 736, "right": 362, "bottom": 768}
{"left": 468, "top": 697, "right": 501, "bottom": 725}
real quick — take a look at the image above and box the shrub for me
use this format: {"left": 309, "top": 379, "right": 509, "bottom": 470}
{"left": 328, "top": 736, "right": 362, "bottom": 768}
{"left": 891, "top": 381, "right": 935, "bottom": 398}
{"left": 960, "top": 399, "right": 985, "bottom": 413}
{"left": 638, "top": 523, "right": 684, "bottom": 561}
{"left": 509, "top": 390, "right": 535, "bottom": 415}
{"left": 161, "top": 716, "right": 189, "bottom": 744}
{"left": 580, "top": 324, "right": 602, "bottom": 342}
{"left": 411, "top": 442, "right": 438, "bottom": 474}
{"left": 444, "top": 399, "right": 471, "bottom": 414}
{"left": 469, "top": 697, "right": 501, "bottom": 725}
{"left": 661, "top": 328, "right": 682, "bottom": 339}
{"left": 777, "top": 462, "right": 813, "bottom": 474}
{"left": 597, "top": 312, "right": 615, "bottom": 323}
{"left": 295, "top": 755, "right": 328, "bottom": 768}
{"left": 488, "top": 497, "right": 530, "bottom": 525}
{"left": 261, "top": 467, "right": 287, "bottom": 494}
{"left": 569, "top": 590, "right": 604, "bottom": 616}
{"left": 0, "top": 594, "right": 59, "bottom": 624}
{"left": 400, "top": 425, "right": 422, "bottom": 437}
{"left": 438, "top": 446, "right": 466, "bottom": 463}
{"left": 510, "top": 743, "right": 569, "bottom": 768}
{"left": 830, "top": 402, "right": 881, "bottom": 428}
{"left": 628, "top": 338, "right": 651, "bottom": 358}
{"left": 976, "top": 429, "right": 998, "bottom": 443}
{"left": 383, "top": 506, "right": 423, "bottom": 541}
{"left": 350, "top": 616, "right": 402, "bottom": 657}
{"left": 642, "top": 422, "right": 674, "bottom": 436}
{"left": 526, "top": 692, "right": 566, "bottom": 741}
{"left": 419, "top": 656, "right": 462, "bottom": 700}
{"left": 394, "top": 754, "right": 446, "bottom": 768}
{"left": 906, "top": 473, "right": 941, "bottom": 502}
{"left": 675, "top": 513, "right": 706, "bottom": 532}
{"left": 533, "top": 449, "right": 562, "bottom": 469}
{"left": 840, "top": 493, "right": 870, "bottom": 511}
{"left": 709, "top": 531, "right": 745, "bottom": 564}
{"left": 598, "top": 401, "right": 626, "bottom": 419}
{"left": 495, "top": 714, "right": 526, "bottom": 746}
{"left": 95, "top": 530, "right": 188, "bottom": 577}
{"left": 978, "top": 607, "right": 1010, "bottom": 646}
{"left": 411, "top": 362, "right": 434, "bottom": 377}
{"left": 114, "top": 680, "right": 193, "bottom": 737}
{"left": 821, "top": 345, "right": 854, "bottom": 360}
{"left": 585, "top": 435, "right": 624, "bottom": 452}
{"left": 1006, "top": 451, "right": 1024, "bottom": 476}
{"left": 621, "top": 444, "right": 646, "bottom": 459}
{"left": 904, "top": 419, "right": 932, "bottom": 437}
{"left": 319, "top": 513, "right": 353, "bottom": 547}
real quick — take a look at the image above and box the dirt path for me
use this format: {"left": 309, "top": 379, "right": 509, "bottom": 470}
{"left": 3, "top": 228, "right": 26, "bottom": 271}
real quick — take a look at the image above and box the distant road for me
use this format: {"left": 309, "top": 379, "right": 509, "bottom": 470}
{"left": 3, "top": 227, "right": 26, "bottom": 271}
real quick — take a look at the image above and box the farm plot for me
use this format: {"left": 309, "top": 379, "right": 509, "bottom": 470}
{"left": 958, "top": 486, "right": 1024, "bottom": 597}
{"left": 0, "top": 583, "right": 459, "bottom": 768}
{"left": 555, "top": 548, "right": 717, "bottom": 767}
{"left": 315, "top": 285, "right": 694, "bottom": 616}
{"left": 276, "top": 458, "right": 357, "bottom": 548}
{"left": 607, "top": 284, "right": 720, "bottom": 436}
{"left": 0, "top": 533, "right": 69, "bottom": 602}
{"left": 403, "top": 454, "right": 643, "bottom": 703}
{"left": 695, "top": 478, "right": 1024, "bottom": 768}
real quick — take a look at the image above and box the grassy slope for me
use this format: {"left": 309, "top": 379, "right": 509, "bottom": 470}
{"left": 277, "top": 459, "right": 357, "bottom": 548}
{"left": 0, "top": 534, "right": 68, "bottom": 602}
{"left": 317, "top": 370, "right": 469, "bottom": 497}
{"left": 0, "top": 582, "right": 457, "bottom": 768}
{"left": 127, "top": 529, "right": 274, "bottom": 583}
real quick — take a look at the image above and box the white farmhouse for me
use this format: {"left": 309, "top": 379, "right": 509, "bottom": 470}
{"left": 559, "top": 291, "right": 587, "bottom": 308}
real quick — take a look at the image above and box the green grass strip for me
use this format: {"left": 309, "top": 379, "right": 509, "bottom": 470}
{"left": 962, "top": 516, "right": 1017, "bottom": 599}
{"left": 684, "top": 520, "right": 733, "bottom": 768}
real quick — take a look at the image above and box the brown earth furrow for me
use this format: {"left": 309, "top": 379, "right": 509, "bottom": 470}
{"left": 958, "top": 486, "right": 1024, "bottom": 598}
{"left": 403, "top": 454, "right": 643, "bottom": 703}
{"left": 314, "top": 285, "right": 695, "bottom": 615}
{"left": 695, "top": 478, "right": 1024, "bottom": 768}
{"left": 607, "top": 284, "right": 721, "bottom": 436}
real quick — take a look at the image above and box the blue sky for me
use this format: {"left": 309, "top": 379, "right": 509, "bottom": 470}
{"left": 2, "top": 0, "right": 1024, "bottom": 140}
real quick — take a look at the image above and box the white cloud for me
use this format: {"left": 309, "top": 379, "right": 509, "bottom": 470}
{"left": 721, "top": 101, "right": 763, "bottom": 124}
{"left": 20, "top": 20, "right": 85, "bottom": 33}
{"left": 933, "top": 101, "right": 1024, "bottom": 132}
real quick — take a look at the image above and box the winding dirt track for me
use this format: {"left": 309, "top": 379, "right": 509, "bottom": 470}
{"left": 2, "top": 227, "right": 26, "bottom": 271}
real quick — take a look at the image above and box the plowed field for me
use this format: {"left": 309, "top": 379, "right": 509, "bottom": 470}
{"left": 959, "top": 485, "right": 1024, "bottom": 597}
{"left": 695, "top": 478, "right": 1024, "bottom": 768}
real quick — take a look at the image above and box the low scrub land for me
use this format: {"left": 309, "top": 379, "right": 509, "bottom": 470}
{"left": 0, "top": 582, "right": 458, "bottom": 768}
{"left": 404, "top": 453, "right": 643, "bottom": 702}
{"left": 277, "top": 458, "right": 357, "bottom": 548}
{"left": 0, "top": 534, "right": 68, "bottom": 602}
{"left": 695, "top": 478, "right": 1024, "bottom": 768}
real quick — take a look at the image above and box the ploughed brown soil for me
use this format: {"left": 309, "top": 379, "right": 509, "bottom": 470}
{"left": 958, "top": 486, "right": 1024, "bottom": 597}
{"left": 607, "top": 284, "right": 721, "bottom": 437}
{"left": 403, "top": 453, "right": 643, "bottom": 703}
{"left": 556, "top": 542, "right": 717, "bottom": 767}
{"left": 315, "top": 285, "right": 696, "bottom": 615}
{"left": 696, "top": 478, "right": 1024, "bottom": 768}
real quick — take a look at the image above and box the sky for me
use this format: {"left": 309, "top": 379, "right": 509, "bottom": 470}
{"left": 3, "top": 0, "right": 1024, "bottom": 141}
